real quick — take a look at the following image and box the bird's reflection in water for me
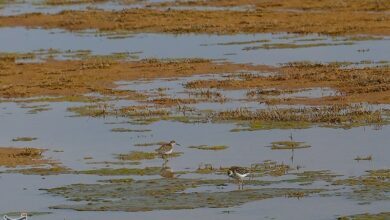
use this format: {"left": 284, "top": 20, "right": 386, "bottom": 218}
{"left": 160, "top": 158, "right": 175, "bottom": 178}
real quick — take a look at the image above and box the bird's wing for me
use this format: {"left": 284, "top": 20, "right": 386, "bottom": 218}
{"left": 156, "top": 144, "right": 171, "bottom": 153}
{"left": 235, "top": 167, "right": 250, "bottom": 174}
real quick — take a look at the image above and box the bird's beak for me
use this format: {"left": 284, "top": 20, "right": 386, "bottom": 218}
{"left": 176, "top": 143, "right": 181, "bottom": 146}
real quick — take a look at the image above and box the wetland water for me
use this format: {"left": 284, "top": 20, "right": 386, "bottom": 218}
{"left": 0, "top": 1, "right": 390, "bottom": 220}
{"left": 0, "top": 27, "right": 389, "bottom": 65}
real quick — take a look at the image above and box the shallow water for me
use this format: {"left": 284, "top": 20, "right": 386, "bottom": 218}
{"left": 1, "top": 92, "right": 389, "bottom": 216}
{"left": 1, "top": 3, "right": 390, "bottom": 219}
{"left": 0, "top": 27, "right": 389, "bottom": 65}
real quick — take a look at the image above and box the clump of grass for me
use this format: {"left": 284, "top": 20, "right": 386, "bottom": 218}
{"left": 0, "top": 52, "right": 35, "bottom": 62}
{"left": 67, "top": 104, "right": 110, "bottom": 117}
{"left": 269, "top": 141, "right": 311, "bottom": 150}
{"left": 354, "top": 155, "right": 372, "bottom": 161}
{"left": 201, "top": 39, "right": 269, "bottom": 46}
{"left": 12, "top": 137, "right": 38, "bottom": 142}
{"left": 196, "top": 163, "right": 215, "bottom": 174}
{"left": 110, "top": 128, "right": 151, "bottom": 133}
{"left": 14, "top": 148, "right": 42, "bottom": 157}
{"left": 99, "top": 178, "right": 134, "bottom": 184}
{"left": 27, "top": 107, "right": 52, "bottom": 114}
{"left": 189, "top": 145, "right": 228, "bottom": 151}
{"left": 285, "top": 191, "right": 306, "bottom": 199}
{"left": 231, "top": 120, "right": 312, "bottom": 131}
{"left": 118, "top": 107, "right": 170, "bottom": 118}
{"left": 151, "top": 98, "right": 198, "bottom": 106}
{"left": 210, "top": 104, "right": 385, "bottom": 128}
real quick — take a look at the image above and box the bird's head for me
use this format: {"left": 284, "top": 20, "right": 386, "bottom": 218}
{"left": 170, "top": 140, "right": 180, "bottom": 146}
{"left": 227, "top": 169, "right": 234, "bottom": 177}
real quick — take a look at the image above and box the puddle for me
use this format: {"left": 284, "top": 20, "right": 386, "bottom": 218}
{"left": 0, "top": 27, "right": 389, "bottom": 65}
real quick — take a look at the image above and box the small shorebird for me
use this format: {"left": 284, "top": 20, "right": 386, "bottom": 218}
{"left": 155, "top": 140, "right": 180, "bottom": 158}
{"left": 227, "top": 166, "right": 251, "bottom": 190}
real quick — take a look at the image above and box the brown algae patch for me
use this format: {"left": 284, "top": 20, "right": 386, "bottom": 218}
{"left": 269, "top": 141, "right": 311, "bottom": 150}
{"left": 189, "top": 145, "right": 228, "bottom": 151}
{"left": 46, "top": 178, "right": 323, "bottom": 211}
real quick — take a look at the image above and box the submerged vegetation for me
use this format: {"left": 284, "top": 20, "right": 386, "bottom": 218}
{"left": 77, "top": 167, "right": 162, "bottom": 176}
{"left": 11, "top": 137, "right": 38, "bottom": 142}
{"left": 269, "top": 141, "right": 311, "bottom": 150}
{"left": 189, "top": 145, "right": 228, "bottom": 151}
{"left": 46, "top": 178, "right": 323, "bottom": 211}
